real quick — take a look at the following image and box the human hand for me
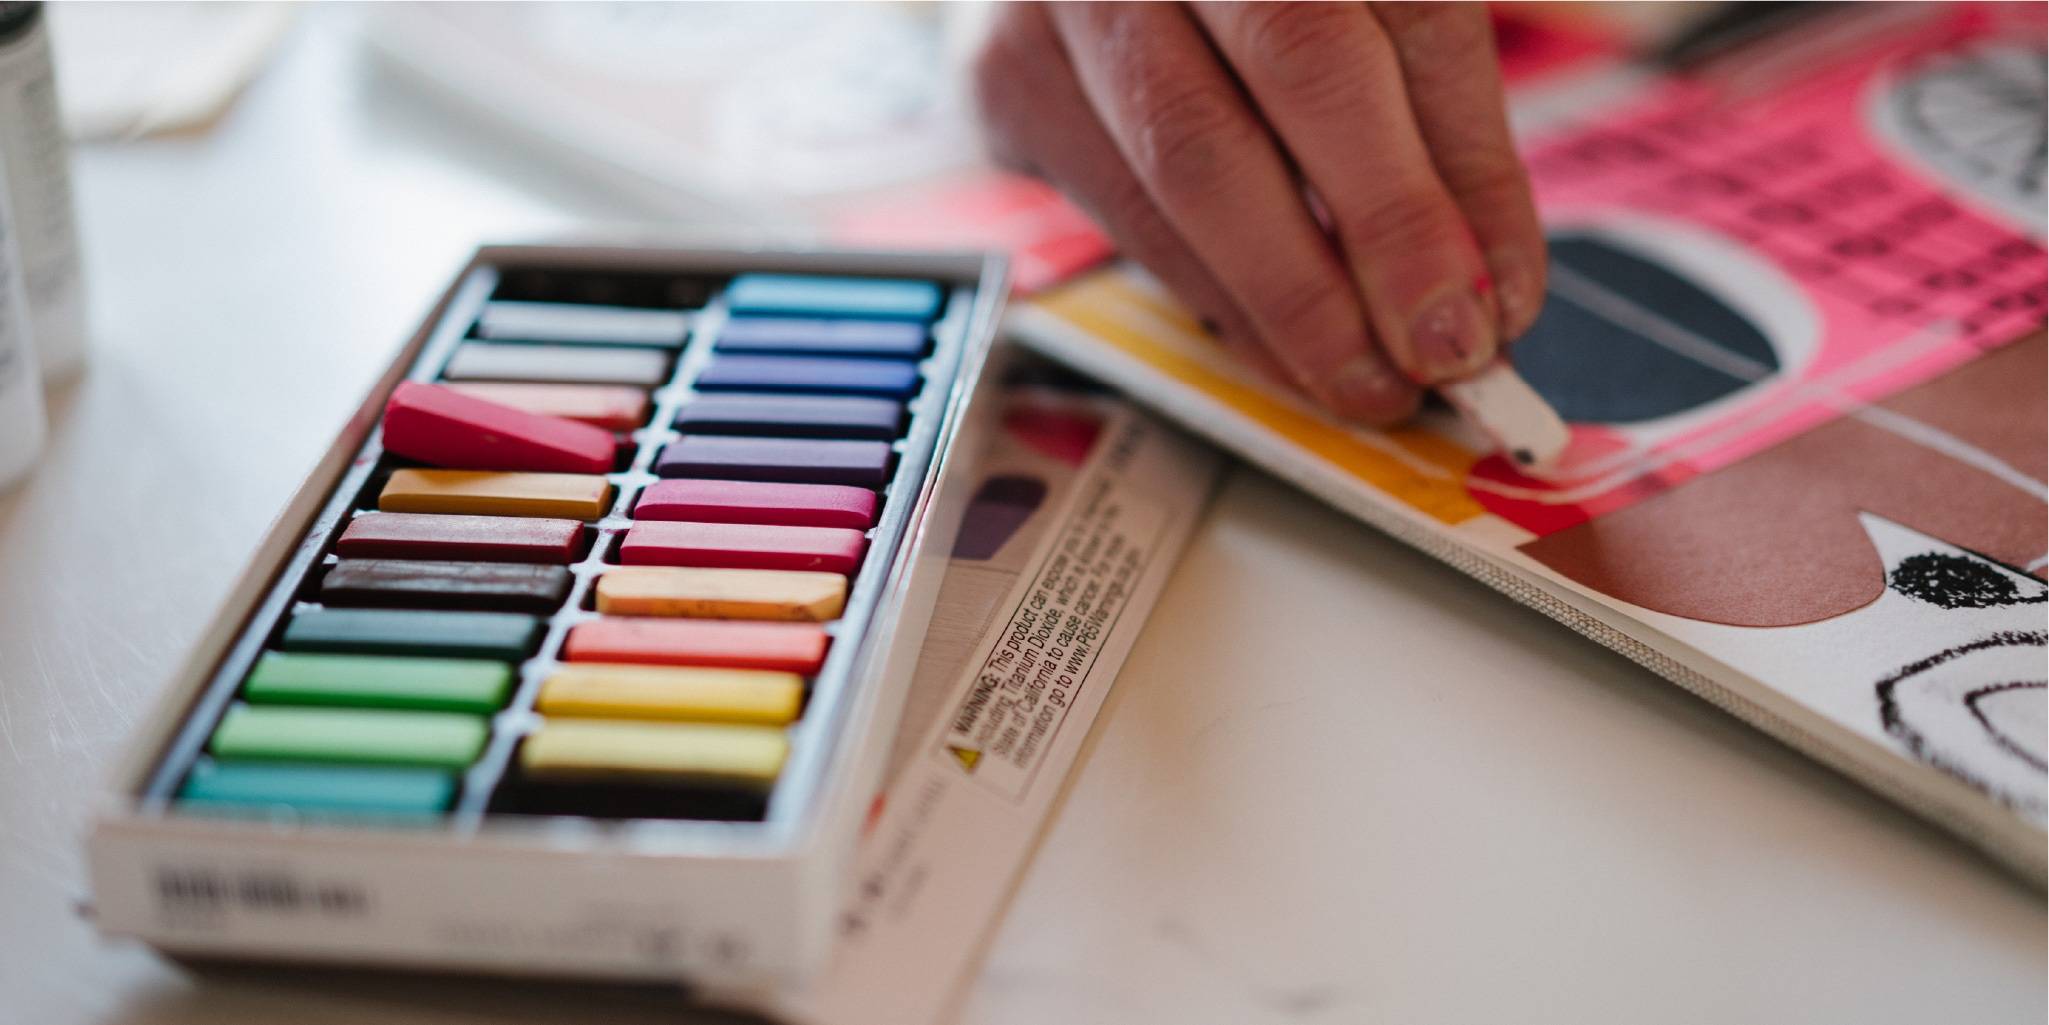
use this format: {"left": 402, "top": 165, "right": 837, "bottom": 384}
{"left": 974, "top": 1, "right": 1547, "bottom": 424}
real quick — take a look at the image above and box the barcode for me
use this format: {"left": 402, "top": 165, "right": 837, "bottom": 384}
{"left": 155, "top": 868, "right": 368, "bottom": 917}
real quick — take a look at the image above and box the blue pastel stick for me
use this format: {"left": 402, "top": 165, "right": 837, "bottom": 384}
{"left": 717, "top": 316, "right": 927, "bottom": 358}
{"left": 725, "top": 274, "right": 943, "bottom": 321}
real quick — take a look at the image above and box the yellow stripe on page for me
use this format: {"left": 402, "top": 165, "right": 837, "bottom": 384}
{"left": 1034, "top": 270, "right": 1484, "bottom": 524}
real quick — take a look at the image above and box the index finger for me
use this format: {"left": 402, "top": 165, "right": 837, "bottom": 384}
{"left": 1374, "top": 2, "right": 1550, "bottom": 339}
{"left": 1193, "top": 1, "right": 1500, "bottom": 383}
{"left": 1049, "top": 1, "right": 1420, "bottom": 423}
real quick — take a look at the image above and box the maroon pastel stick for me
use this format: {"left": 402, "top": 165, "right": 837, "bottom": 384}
{"left": 335, "top": 512, "right": 587, "bottom": 564}
{"left": 619, "top": 521, "right": 867, "bottom": 575}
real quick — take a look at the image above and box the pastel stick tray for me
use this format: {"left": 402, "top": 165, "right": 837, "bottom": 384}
{"left": 88, "top": 242, "right": 1009, "bottom": 984}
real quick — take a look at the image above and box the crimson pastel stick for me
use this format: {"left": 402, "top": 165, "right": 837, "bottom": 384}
{"left": 381, "top": 381, "right": 616, "bottom": 474}
{"left": 619, "top": 520, "right": 867, "bottom": 575}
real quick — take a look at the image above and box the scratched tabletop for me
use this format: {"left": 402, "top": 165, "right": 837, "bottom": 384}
{"left": 1, "top": 14, "right": 2041, "bottom": 1025}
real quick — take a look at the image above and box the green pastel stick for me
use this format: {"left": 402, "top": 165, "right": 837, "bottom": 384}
{"left": 209, "top": 705, "right": 488, "bottom": 769}
{"left": 244, "top": 652, "right": 513, "bottom": 713}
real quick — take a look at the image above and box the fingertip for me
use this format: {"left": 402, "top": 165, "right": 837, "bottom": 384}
{"left": 1400, "top": 289, "right": 1498, "bottom": 383}
{"left": 1326, "top": 354, "right": 1424, "bottom": 426}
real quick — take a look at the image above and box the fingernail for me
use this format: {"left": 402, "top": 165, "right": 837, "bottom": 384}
{"left": 1329, "top": 356, "right": 1420, "bottom": 424}
{"left": 1404, "top": 291, "right": 1494, "bottom": 381}
{"left": 1490, "top": 251, "right": 1543, "bottom": 339}
{"left": 1472, "top": 269, "right": 1501, "bottom": 327}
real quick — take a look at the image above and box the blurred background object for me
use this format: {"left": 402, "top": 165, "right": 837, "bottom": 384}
{"left": 364, "top": 2, "right": 985, "bottom": 228}
{"left": 0, "top": 154, "right": 46, "bottom": 490}
{"left": 2, "top": 1, "right": 85, "bottom": 382}
{"left": 47, "top": 1, "right": 292, "bottom": 140}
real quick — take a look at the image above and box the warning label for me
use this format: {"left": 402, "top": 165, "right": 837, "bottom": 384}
{"left": 940, "top": 464, "right": 1163, "bottom": 800}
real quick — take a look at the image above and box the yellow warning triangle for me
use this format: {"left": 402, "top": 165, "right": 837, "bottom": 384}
{"left": 948, "top": 746, "right": 981, "bottom": 772}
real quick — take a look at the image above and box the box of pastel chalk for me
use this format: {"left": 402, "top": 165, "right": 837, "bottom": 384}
{"left": 85, "top": 241, "right": 1008, "bottom": 985}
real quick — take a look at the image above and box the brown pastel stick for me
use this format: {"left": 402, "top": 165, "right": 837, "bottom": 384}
{"left": 336, "top": 512, "right": 587, "bottom": 563}
{"left": 320, "top": 559, "right": 573, "bottom": 613}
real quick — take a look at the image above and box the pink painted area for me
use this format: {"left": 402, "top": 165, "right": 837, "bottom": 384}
{"left": 1491, "top": 6, "right": 1625, "bottom": 86}
{"left": 1474, "top": 6, "right": 2046, "bottom": 535}
{"left": 830, "top": 172, "right": 1114, "bottom": 295}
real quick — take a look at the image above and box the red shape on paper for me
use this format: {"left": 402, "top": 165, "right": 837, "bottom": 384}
{"left": 1003, "top": 405, "right": 1105, "bottom": 467}
{"left": 1468, "top": 425, "right": 1650, "bottom": 535}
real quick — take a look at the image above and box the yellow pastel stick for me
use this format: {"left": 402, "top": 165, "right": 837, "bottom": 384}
{"left": 537, "top": 663, "right": 804, "bottom": 724}
{"left": 379, "top": 469, "right": 614, "bottom": 520}
{"left": 594, "top": 566, "right": 847, "bottom": 621}
{"left": 520, "top": 719, "right": 788, "bottom": 787}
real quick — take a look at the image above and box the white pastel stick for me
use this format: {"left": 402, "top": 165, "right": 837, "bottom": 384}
{"left": 1439, "top": 360, "right": 1571, "bottom": 477}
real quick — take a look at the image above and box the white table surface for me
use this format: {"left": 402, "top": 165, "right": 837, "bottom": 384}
{"left": 2, "top": 15, "right": 2040, "bottom": 1025}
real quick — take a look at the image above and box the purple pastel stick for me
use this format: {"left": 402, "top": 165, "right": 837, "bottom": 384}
{"left": 693, "top": 355, "right": 920, "bottom": 398}
{"left": 656, "top": 436, "right": 895, "bottom": 487}
{"left": 674, "top": 394, "right": 905, "bottom": 439}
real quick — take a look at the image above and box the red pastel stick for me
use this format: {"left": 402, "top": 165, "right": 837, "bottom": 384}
{"left": 382, "top": 380, "right": 616, "bottom": 474}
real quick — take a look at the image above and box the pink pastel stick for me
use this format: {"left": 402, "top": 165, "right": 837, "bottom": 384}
{"left": 633, "top": 478, "right": 878, "bottom": 529}
{"left": 382, "top": 380, "right": 615, "bottom": 475}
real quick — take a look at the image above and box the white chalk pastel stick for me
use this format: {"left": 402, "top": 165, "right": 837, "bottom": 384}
{"left": 1439, "top": 360, "right": 1571, "bottom": 477}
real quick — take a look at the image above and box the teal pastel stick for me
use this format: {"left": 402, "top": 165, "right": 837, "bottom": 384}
{"left": 177, "top": 761, "right": 456, "bottom": 816}
{"left": 725, "top": 274, "right": 943, "bottom": 321}
{"left": 279, "top": 608, "right": 541, "bottom": 660}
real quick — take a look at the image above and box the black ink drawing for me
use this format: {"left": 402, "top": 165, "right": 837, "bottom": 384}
{"left": 1875, "top": 535, "right": 2047, "bottom": 816}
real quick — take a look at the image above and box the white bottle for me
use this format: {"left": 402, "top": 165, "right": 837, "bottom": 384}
{"left": 0, "top": 2, "right": 85, "bottom": 382}
{"left": 0, "top": 156, "right": 45, "bottom": 491}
